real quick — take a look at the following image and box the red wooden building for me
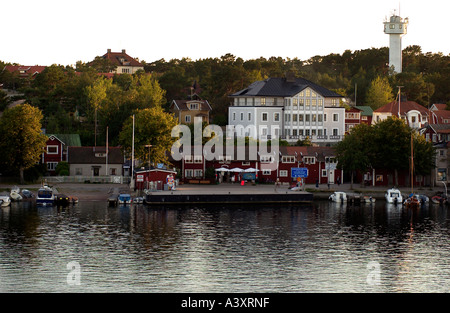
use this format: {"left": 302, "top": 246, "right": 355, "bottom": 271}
{"left": 134, "top": 168, "right": 177, "bottom": 190}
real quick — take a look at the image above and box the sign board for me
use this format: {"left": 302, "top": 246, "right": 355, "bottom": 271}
{"left": 291, "top": 167, "right": 308, "bottom": 178}
{"left": 136, "top": 174, "right": 144, "bottom": 182}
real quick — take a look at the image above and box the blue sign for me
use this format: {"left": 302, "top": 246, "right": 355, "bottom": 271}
{"left": 291, "top": 167, "right": 308, "bottom": 178}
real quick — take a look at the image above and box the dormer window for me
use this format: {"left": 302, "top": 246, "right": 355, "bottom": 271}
{"left": 190, "top": 103, "right": 199, "bottom": 110}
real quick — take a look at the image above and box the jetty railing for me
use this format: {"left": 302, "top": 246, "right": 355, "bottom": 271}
{"left": 42, "top": 175, "right": 131, "bottom": 184}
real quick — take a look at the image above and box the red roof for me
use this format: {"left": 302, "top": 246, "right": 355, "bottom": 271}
{"left": 101, "top": 49, "right": 143, "bottom": 67}
{"left": 374, "top": 100, "right": 430, "bottom": 115}
{"left": 4, "top": 65, "right": 46, "bottom": 77}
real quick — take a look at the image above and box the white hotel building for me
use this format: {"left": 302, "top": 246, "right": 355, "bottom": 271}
{"left": 228, "top": 77, "right": 345, "bottom": 144}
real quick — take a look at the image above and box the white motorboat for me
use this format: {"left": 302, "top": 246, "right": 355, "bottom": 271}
{"left": 0, "top": 195, "right": 11, "bottom": 206}
{"left": 363, "top": 195, "right": 376, "bottom": 203}
{"left": 329, "top": 191, "right": 347, "bottom": 202}
{"left": 385, "top": 188, "right": 402, "bottom": 204}
{"left": 10, "top": 186, "right": 23, "bottom": 201}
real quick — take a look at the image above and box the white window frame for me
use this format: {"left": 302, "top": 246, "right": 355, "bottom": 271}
{"left": 47, "top": 145, "right": 59, "bottom": 154}
{"left": 47, "top": 162, "right": 58, "bottom": 171}
{"left": 185, "top": 115, "right": 191, "bottom": 123}
{"left": 279, "top": 170, "right": 288, "bottom": 177}
{"left": 185, "top": 169, "right": 193, "bottom": 178}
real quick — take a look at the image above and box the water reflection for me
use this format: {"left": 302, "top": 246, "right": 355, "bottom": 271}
{"left": 0, "top": 200, "right": 449, "bottom": 292}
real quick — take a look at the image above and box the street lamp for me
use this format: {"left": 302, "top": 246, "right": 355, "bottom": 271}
{"left": 145, "top": 144, "right": 152, "bottom": 169}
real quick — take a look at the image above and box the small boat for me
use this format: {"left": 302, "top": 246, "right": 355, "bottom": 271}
{"left": 118, "top": 193, "right": 132, "bottom": 205}
{"left": 68, "top": 195, "right": 79, "bottom": 204}
{"left": 133, "top": 197, "right": 144, "bottom": 204}
{"left": 417, "top": 194, "right": 429, "bottom": 204}
{"left": 363, "top": 195, "right": 376, "bottom": 203}
{"left": 21, "top": 189, "right": 34, "bottom": 199}
{"left": 431, "top": 194, "right": 447, "bottom": 205}
{"left": 108, "top": 194, "right": 119, "bottom": 207}
{"left": 36, "top": 185, "right": 54, "bottom": 206}
{"left": 329, "top": 191, "right": 347, "bottom": 202}
{"left": 404, "top": 194, "right": 420, "bottom": 209}
{"left": 10, "top": 186, "right": 23, "bottom": 201}
{"left": 0, "top": 195, "right": 11, "bottom": 207}
{"left": 385, "top": 188, "right": 402, "bottom": 205}
{"left": 55, "top": 194, "right": 70, "bottom": 206}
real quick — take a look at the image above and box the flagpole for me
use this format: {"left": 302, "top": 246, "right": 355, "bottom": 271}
{"left": 106, "top": 126, "right": 109, "bottom": 176}
{"left": 130, "top": 115, "right": 135, "bottom": 189}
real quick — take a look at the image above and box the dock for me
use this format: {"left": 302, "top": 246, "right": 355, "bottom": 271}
{"left": 143, "top": 184, "right": 313, "bottom": 205}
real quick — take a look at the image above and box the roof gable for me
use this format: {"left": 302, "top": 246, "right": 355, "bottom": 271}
{"left": 68, "top": 146, "right": 124, "bottom": 164}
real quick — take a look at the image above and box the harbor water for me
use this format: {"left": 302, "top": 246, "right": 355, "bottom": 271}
{"left": 0, "top": 200, "right": 449, "bottom": 293}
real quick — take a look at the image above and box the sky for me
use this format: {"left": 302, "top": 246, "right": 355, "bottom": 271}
{"left": 1, "top": 0, "right": 449, "bottom": 66}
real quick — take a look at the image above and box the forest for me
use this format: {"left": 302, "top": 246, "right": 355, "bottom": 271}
{"left": 0, "top": 45, "right": 449, "bottom": 148}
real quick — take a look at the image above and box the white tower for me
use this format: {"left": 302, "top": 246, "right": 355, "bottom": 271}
{"left": 384, "top": 13, "right": 408, "bottom": 73}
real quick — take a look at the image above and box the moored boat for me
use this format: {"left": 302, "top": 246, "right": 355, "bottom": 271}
{"left": 36, "top": 185, "right": 54, "bottom": 206}
{"left": 385, "top": 188, "right": 402, "bottom": 205}
{"left": 363, "top": 195, "right": 376, "bottom": 203}
{"left": 329, "top": 191, "right": 347, "bottom": 202}
{"left": 118, "top": 193, "right": 132, "bottom": 205}
{"left": 55, "top": 194, "right": 70, "bottom": 206}
{"left": 10, "top": 186, "right": 23, "bottom": 201}
{"left": 0, "top": 195, "right": 11, "bottom": 207}
{"left": 404, "top": 194, "right": 420, "bottom": 209}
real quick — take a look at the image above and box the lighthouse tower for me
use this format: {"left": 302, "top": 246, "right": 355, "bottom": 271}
{"left": 384, "top": 13, "right": 408, "bottom": 73}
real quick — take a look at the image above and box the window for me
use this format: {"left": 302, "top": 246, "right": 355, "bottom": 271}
{"left": 322, "top": 169, "right": 327, "bottom": 177}
{"left": 279, "top": 170, "right": 288, "bottom": 177}
{"left": 303, "top": 157, "right": 315, "bottom": 164}
{"left": 194, "top": 155, "right": 203, "bottom": 163}
{"left": 261, "top": 98, "right": 266, "bottom": 106}
{"left": 262, "top": 169, "right": 271, "bottom": 175}
{"left": 122, "top": 68, "right": 130, "bottom": 73}
{"left": 232, "top": 112, "right": 236, "bottom": 121}
{"left": 184, "top": 155, "right": 193, "bottom": 163}
{"left": 333, "top": 129, "right": 339, "bottom": 136}
{"left": 248, "top": 113, "right": 251, "bottom": 121}
{"left": 262, "top": 113, "right": 268, "bottom": 121}
{"left": 194, "top": 169, "right": 203, "bottom": 177}
{"left": 282, "top": 156, "right": 295, "bottom": 163}
{"left": 274, "top": 113, "right": 280, "bottom": 121}
{"left": 185, "top": 115, "right": 191, "bottom": 123}
{"left": 190, "top": 103, "right": 199, "bottom": 110}
{"left": 240, "top": 112, "right": 244, "bottom": 120}
{"left": 47, "top": 145, "right": 58, "bottom": 154}
{"left": 75, "top": 168, "right": 82, "bottom": 175}
{"left": 185, "top": 169, "right": 193, "bottom": 178}
{"left": 110, "top": 168, "right": 117, "bottom": 175}
{"left": 47, "top": 162, "right": 58, "bottom": 171}
{"left": 242, "top": 161, "right": 250, "bottom": 166}
{"left": 260, "top": 156, "right": 273, "bottom": 163}
{"left": 333, "top": 114, "right": 339, "bottom": 122}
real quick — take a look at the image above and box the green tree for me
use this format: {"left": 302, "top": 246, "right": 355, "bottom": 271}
{"left": 335, "top": 124, "right": 374, "bottom": 189}
{"left": 365, "top": 76, "right": 394, "bottom": 110}
{"left": 0, "top": 104, "right": 48, "bottom": 183}
{"left": 119, "top": 107, "right": 177, "bottom": 166}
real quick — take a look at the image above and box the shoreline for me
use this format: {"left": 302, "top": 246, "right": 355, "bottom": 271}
{"left": 1, "top": 181, "right": 445, "bottom": 202}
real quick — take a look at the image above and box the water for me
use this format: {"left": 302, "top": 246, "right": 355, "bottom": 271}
{"left": 0, "top": 200, "right": 449, "bottom": 293}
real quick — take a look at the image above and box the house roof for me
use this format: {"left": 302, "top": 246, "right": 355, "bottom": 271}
{"left": 171, "top": 100, "right": 212, "bottom": 111}
{"left": 101, "top": 49, "right": 143, "bottom": 67}
{"left": 68, "top": 146, "right": 124, "bottom": 164}
{"left": 430, "top": 103, "right": 447, "bottom": 111}
{"left": 48, "top": 134, "right": 82, "bottom": 147}
{"left": 428, "top": 124, "right": 450, "bottom": 134}
{"left": 5, "top": 65, "right": 46, "bottom": 77}
{"left": 374, "top": 100, "right": 430, "bottom": 115}
{"left": 432, "top": 109, "right": 450, "bottom": 124}
{"left": 230, "top": 77, "right": 343, "bottom": 98}
{"left": 355, "top": 106, "right": 373, "bottom": 116}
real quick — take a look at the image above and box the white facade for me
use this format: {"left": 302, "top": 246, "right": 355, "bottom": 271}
{"left": 229, "top": 86, "right": 344, "bottom": 144}
{"left": 384, "top": 14, "right": 408, "bottom": 73}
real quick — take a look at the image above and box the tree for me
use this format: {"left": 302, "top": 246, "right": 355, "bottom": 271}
{"left": 372, "top": 117, "right": 411, "bottom": 186}
{"left": 365, "top": 76, "right": 394, "bottom": 110}
{"left": 119, "top": 107, "right": 177, "bottom": 166}
{"left": 85, "top": 77, "right": 110, "bottom": 146}
{"left": 0, "top": 104, "right": 48, "bottom": 183}
{"left": 335, "top": 124, "right": 374, "bottom": 189}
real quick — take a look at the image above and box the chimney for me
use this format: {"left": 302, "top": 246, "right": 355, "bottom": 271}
{"left": 285, "top": 71, "right": 296, "bottom": 83}
{"left": 122, "top": 49, "right": 126, "bottom": 54}
{"left": 107, "top": 49, "right": 111, "bottom": 53}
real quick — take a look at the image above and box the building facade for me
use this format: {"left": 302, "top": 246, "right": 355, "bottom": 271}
{"left": 228, "top": 77, "right": 345, "bottom": 144}
{"left": 100, "top": 49, "right": 144, "bottom": 74}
